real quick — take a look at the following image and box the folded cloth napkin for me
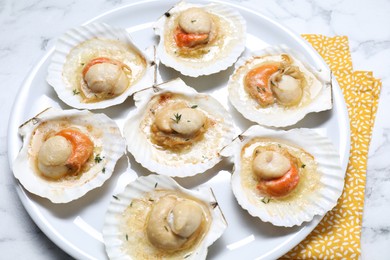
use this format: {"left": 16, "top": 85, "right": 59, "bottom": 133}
{"left": 283, "top": 35, "right": 382, "bottom": 259}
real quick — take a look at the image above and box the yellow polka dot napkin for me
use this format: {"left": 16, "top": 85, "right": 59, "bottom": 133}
{"left": 283, "top": 35, "right": 382, "bottom": 259}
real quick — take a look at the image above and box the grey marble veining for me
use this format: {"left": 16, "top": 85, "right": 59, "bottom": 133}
{"left": 1, "top": 0, "right": 389, "bottom": 259}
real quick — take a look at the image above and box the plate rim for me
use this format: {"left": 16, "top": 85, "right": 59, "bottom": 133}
{"left": 7, "top": 0, "right": 351, "bottom": 259}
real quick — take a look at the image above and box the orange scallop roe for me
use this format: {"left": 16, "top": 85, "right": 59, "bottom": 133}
{"left": 244, "top": 63, "right": 279, "bottom": 107}
{"left": 174, "top": 27, "right": 209, "bottom": 48}
{"left": 256, "top": 160, "right": 299, "bottom": 197}
{"left": 56, "top": 128, "right": 94, "bottom": 173}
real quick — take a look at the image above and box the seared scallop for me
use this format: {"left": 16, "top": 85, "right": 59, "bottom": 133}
{"left": 103, "top": 174, "right": 227, "bottom": 259}
{"left": 154, "top": 1, "right": 246, "bottom": 77}
{"left": 228, "top": 45, "right": 332, "bottom": 127}
{"left": 12, "top": 107, "right": 126, "bottom": 203}
{"left": 221, "top": 125, "right": 344, "bottom": 227}
{"left": 47, "top": 23, "right": 155, "bottom": 109}
{"left": 123, "top": 78, "right": 236, "bottom": 177}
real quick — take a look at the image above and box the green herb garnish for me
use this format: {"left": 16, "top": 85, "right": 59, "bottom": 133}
{"left": 171, "top": 113, "right": 182, "bottom": 123}
{"left": 72, "top": 89, "right": 80, "bottom": 95}
{"left": 191, "top": 105, "right": 198, "bottom": 109}
{"left": 261, "top": 197, "right": 271, "bottom": 204}
{"left": 94, "top": 154, "right": 103, "bottom": 163}
{"left": 113, "top": 195, "right": 119, "bottom": 200}
{"left": 102, "top": 167, "right": 106, "bottom": 173}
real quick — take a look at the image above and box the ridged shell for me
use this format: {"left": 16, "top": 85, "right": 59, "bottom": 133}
{"left": 228, "top": 45, "right": 332, "bottom": 127}
{"left": 123, "top": 78, "right": 236, "bottom": 177}
{"left": 102, "top": 174, "right": 227, "bottom": 259}
{"left": 221, "top": 125, "right": 344, "bottom": 227}
{"left": 154, "top": 1, "right": 246, "bottom": 77}
{"left": 13, "top": 107, "right": 126, "bottom": 203}
{"left": 47, "top": 22, "right": 155, "bottom": 109}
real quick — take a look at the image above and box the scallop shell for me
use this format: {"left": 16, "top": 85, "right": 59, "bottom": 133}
{"left": 12, "top": 107, "right": 126, "bottom": 203}
{"left": 123, "top": 78, "right": 236, "bottom": 177}
{"left": 221, "top": 125, "right": 344, "bottom": 227}
{"left": 228, "top": 45, "right": 332, "bottom": 127}
{"left": 47, "top": 22, "right": 155, "bottom": 109}
{"left": 154, "top": 1, "right": 246, "bottom": 77}
{"left": 103, "top": 174, "right": 227, "bottom": 260}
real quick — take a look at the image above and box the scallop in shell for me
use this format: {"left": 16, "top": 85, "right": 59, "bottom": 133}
{"left": 123, "top": 78, "right": 236, "bottom": 177}
{"left": 47, "top": 22, "right": 155, "bottom": 109}
{"left": 228, "top": 45, "right": 332, "bottom": 127}
{"left": 103, "top": 174, "right": 227, "bottom": 259}
{"left": 154, "top": 1, "right": 246, "bottom": 77}
{"left": 221, "top": 125, "right": 344, "bottom": 227}
{"left": 12, "top": 107, "right": 126, "bottom": 203}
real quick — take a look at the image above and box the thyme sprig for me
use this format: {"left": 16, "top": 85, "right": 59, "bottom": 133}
{"left": 171, "top": 113, "right": 182, "bottom": 123}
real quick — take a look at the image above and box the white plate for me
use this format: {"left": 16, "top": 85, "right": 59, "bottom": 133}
{"left": 7, "top": 0, "right": 350, "bottom": 259}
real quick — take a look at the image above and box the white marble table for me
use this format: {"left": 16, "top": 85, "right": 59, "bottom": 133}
{"left": 1, "top": 0, "right": 389, "bottom": 259}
